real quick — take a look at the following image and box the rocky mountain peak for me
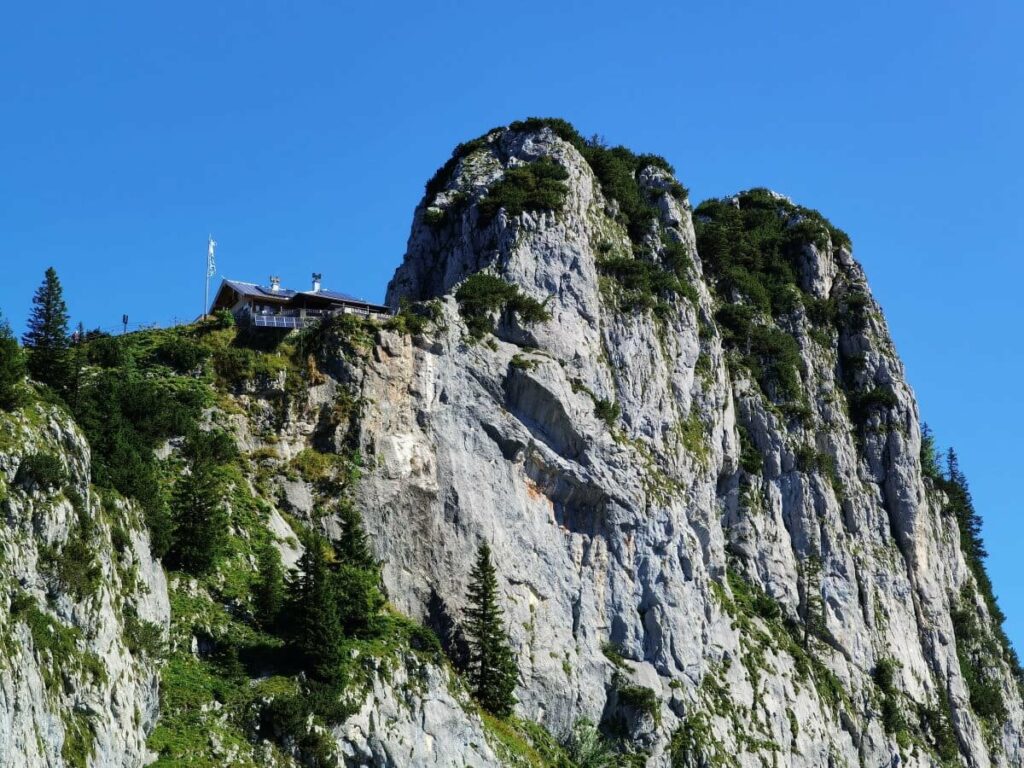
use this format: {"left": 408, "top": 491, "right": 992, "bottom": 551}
{"left": 2, "top": 117, "right": 1020, "bottom": 767}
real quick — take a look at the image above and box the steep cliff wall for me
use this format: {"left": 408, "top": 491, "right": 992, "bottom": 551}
{"left": 0, "top": 400, "right": 169, "bottom": 767}
{"left": 353, "top": 119, "right": 1023, "bottom": 766}
{"left": 1, "top": 118, "right": 1020, "bottom": 768}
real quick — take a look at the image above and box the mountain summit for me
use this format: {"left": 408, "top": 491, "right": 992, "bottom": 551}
{"left": 2, "top": 118, "right": 1020, "bottom": 767}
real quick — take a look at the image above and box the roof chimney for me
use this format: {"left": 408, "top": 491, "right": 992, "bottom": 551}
{"left": 269, "top": 276, "right": 281, "bottom": 293}
{"left": 312, "top": 272, "right": 322, "bottom": 293}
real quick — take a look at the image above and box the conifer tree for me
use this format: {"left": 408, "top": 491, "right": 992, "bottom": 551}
{"left": 168, "top": 463, "right": 228, "bottom": 574}
{"left": 464, "top": 542, "right": 518, "bottom": 717}
{"left": 336, "top": 501, "right": 375, "bottom": 569}
{"left": 292, "top": 532, "right": 345, "bottom": 684}
{"left": 23, "top": 267, "right": 70, "bottom": 390}
{"left": 254, "top": 543, "right": 285, "bottom": 629}
{"left": 920, "top": 423, "right": 942, "bottom": 482}
{"left": 0, "top": 315, "right": 26, "bottom": 410}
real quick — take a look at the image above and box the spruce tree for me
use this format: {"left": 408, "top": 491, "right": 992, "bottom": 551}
{"left": 464, "top": 542, "right": 518, "bottom": 717}
{"left": 254, "top": 544, "right": 285, "bottom": 629}
{"left": 0, "top": 316, "right": 26, "bottom": 410}
{"left": 336, "top": 501, "right": 375, "bottom": 569}
{"left": 23, "top": 267, "right": 70, "bottom": 390}
{"left": 168, "top": 463, "right": 228, "bottom": 574}
{"left": 292, "top": 532, "right": 345, "bottom": 685}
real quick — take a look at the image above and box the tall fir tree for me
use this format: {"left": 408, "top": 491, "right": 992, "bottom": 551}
{"left": 254, "top": 543, "right": 285, "bottom": 629}
{"left": 23, "top": 267, "right": 70, "bottom": 390}
{"left": 0, "top": 315, "right": 27, "bottom": 410}
{"left": 464, "top": 542, "right": 518, "bottom": 717}
{"left": 336, "top": 501, "right": 375, "bottom": 569}
{"left": 168, "top": 463, "right": 228, "bottom": 574}
{"left": 291, "top": 532, "right": 345, "bottom": 685}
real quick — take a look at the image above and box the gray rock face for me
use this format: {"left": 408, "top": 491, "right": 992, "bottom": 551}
{"left": 0, "top": 403, "right": 169, "bottom": 768}
{"left": 3, "top": 121, "right": 1021, "bottom": 768}
{"left": 345, "top": 123, "right": 1023, "bottom": 765}
{"left": 337, "top": 653, "right": 498, "bottom": 767}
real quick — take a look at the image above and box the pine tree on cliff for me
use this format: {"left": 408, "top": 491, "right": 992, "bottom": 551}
{"left": 23, "top": 267, "right": 71, "bottom": 390}
{"left": 0, "top": 315, "right": 26, "bottom": 410}
{"left": 336, "top": 501, "right": 375, "bottom": 569}
{"left": 464, "top": 542, "right": 518, "bottom": 717}
{"left": 291, "top": 531, "right": 345, "bottom": 685}
{"left": 168, "top": 463, "right": 228, "bottom": 574}
{"left": 254, "top": 543, "right": 285, "bottom": 629}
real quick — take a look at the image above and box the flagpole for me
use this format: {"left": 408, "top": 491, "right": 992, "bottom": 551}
{"left": 205, "top": 235, "right": 217, "bottom": 320}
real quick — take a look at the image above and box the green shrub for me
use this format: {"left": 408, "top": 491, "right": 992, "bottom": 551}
{"left": 746, "top": 324, "right": 803, "bottom": 402}
{"left": 424, "top": 133, "right": 495, "bottom": 199}
{"left": 157, "top": 337, "right": 209, "bottom": 373}
{"left": 804, "top": 296, "right": 837, "bottom": 327}
{"left": 563, "top": 718, "right": 617, "bottom": 768}
{"left": 842, "top": 291, "right": 871, "bottom": 330}
{"left": 951, "top": 599, "right": 1008, "bottom": 722}
{"left": 258, "top": 693, "right": 343, "bottom": 764}
{"left": 183, "top": 428, "right": 238, "bottom": 466}
{"left": 601, "top": 641, "right": 629, "bottom": 669}
{"left": 670, "top": 714, "right": 724, "bottom": 767}
{"left": 386, "top": 298, "right": 442, "bottom": 336}
{"left": 478, "top": 157, "right": 570, "bottom": 224}
{"left": 873, "top": 658, "right": 908, "bottom": 741}
{"left": 87, "top": 336, "right": 132, "bottom": 368}
{"left": 454, "top": 273, "right": 551, "bottom": 340}
{"left": 848, "top": 386, "right": 898, "bottom": 425}
{"left": 212, "top": 308, "right": 235, "bottom": 328}
{"left": 695, "top": 189, "right": 856, "bottom": 407}
{"left": 873, "top": 658, "right": 898, "bottom": 694}
{"left": 123, "top": 605, "right": 165, "bottom": 658}
{"left": 406, "top": 622, "right": 443, "bottom": 656}
{"left": 917, "top": 701, "right": 959, "bottom": 762}
{"left": 737, "top": 422, "right": 763, "bottom": 475}
{"left": 45, "top": 534, "right": 101, "bottom": 600}
{"left": 695, "top": 189, "right": 837, "bottom": 314}
{"left": 508, "top": 118, "right": 676, "bottom": 244}
{"left": 430, "top": 119, "right": 677, "bottom": 247}
{"left": 597, "top": 249, "right": 698, "bottom": 316}
{"left": 614, "top": 675, "right": 660, "bottom": 725}
{"left": 213, "top": 347, "right": 256, "bottom": 386}
{"left": 15, "top": 452, "right": 67, "bottom": 490}
{"left": 423, "top": 207, "right": 446, "bottom": 228}
{"left": 593, "top": 398, "right": 620, "bottom": 427}
{"left": 880, "top": 694, "right": 906, "bottom": 737}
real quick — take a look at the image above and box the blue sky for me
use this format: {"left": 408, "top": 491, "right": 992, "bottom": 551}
{"left": 1, "top": 1, "right": 1020, "bottom": 651}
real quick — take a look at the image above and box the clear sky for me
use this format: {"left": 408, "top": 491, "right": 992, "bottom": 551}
{"left": 1, "top": 1, "right": 1020, "bottom": 652}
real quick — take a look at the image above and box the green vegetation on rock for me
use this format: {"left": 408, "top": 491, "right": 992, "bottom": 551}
{"left": 695, "top": 189, "right": 850, "bottom": 410}
{"left": 455, "top": 272, "right": 551, "bottom": 340}
{"left": 478, "top": 156, "right": 570, "bottom": 223}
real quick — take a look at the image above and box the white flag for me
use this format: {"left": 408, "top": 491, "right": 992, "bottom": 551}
{"left": 207, "top": 236, "right": 217, "bottom": 278}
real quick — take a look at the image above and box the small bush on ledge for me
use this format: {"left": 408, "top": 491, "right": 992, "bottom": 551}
{"left": 477, "top": 157, "right": 570, "bottom": 224}
{"left": 455, "top": 273, "right": 551, "bottom": 340}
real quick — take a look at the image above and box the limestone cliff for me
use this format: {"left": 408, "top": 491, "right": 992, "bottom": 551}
{"left": 1, "top": 118, "right": 1021, "bottom": 768}
{"left": 0, "top": 403, "right": 169, "bottom": 766}
{"left": 357, "top": 119, "right": 1023, "bottom": 766}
